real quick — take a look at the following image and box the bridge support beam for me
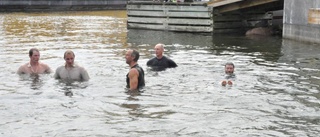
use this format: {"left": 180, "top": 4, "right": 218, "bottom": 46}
{"left": 283, "top": 0, "right": 320, "bottom": 44}
{"left": 214, "top": 0, "right": 278, "bottom": 13}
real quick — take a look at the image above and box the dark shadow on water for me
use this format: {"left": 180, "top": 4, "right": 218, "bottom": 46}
{"left": 127, "top": 29, "right": 283, "bottom": 62}
{"left": 30, "top": 74, "right": 43, "bottom": 90}
{"left": 125, "top": 90, "right": 142, "bottom": 96}
{"left": 55, "top": 80, "right": 89, "bottom": 97}
{"left": 62, "top": 86, "right": 73, "bottom": 97}
{"left": 121, "top": 90, "right": 143, "bottom": 117}
{"left": 19, "top": 74, "right": 45, "bottom": 90}
{"left": 127, "top": 29, "right": 213, "bottom": 47}
{"left": 210, "top": 34, "right": 283, "bottom": 62}
{"left": 146, "top": 66, "right": 167, "bottom": 72}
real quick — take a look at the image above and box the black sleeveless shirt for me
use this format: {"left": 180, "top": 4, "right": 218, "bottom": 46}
{"left": 126, "top": 64, "right": 145, "bottom": 89}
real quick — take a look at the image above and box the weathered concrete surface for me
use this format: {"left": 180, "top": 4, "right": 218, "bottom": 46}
{"left": 283, "top": 0, "right": 320, "bottom": 43}
{"left": 0, "top": 0, "right": 126, "bottom": 11}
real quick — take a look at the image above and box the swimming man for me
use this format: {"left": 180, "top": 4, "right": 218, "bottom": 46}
{"left": 17, "top": 48, "right": 52, "bottom": 75}
{"left": 146, "top": 43, "right": 177, "bottom": 71}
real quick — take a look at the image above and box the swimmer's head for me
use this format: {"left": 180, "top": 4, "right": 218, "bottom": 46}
{"left": 64, "top": 50, "right": 75, "bottom": 66}
{"left": 29, "top": 48, "right": 39, "bottom": 57}
{"left": 29, "top": 48, "right": 40, "bottom": 63}
{"left": 154, "top": 43, "right": 164, "bottom": 58}
{"left": 225, "top": 62, "right": 235, "bottom": 74}
{"left": 125, "top": 49, "right": 140, "bottom": 64}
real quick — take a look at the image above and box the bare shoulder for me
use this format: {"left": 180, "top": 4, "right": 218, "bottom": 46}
{"left": 40, "top": 63, "right": 50, "bottom": 68}
{"left": 17, "top": 63, "right": 29, "bottom": 74}
{"left": 18, "top": 63, "right": 29, "bottom": 69}
{"left": 21, "top": 62, "right": 29, "bottom": 67}
{"left": 40, "top": 62, "right": 53, "bottom": 73}
{"left": 129, "top": 68, "right": 139, "bottom": 77}
{"left": 129, "top": 68, "right": 138, "bottom": 73}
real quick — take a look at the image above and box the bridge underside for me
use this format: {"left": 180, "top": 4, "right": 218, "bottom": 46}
{"left": 208, "top": 0, "right": 284, "bottom": 13}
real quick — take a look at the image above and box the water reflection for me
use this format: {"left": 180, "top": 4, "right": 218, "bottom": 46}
{"left": 1, "top": 11, "right": 320, "bottom": 136}
{"left": 56, "top": 81, "right": 89, "bottom": 97}
{"left": 19, "top": 74, "right": 47, "bottom": 90}
{"left": 121, "top": 91, "right": 142, "bottom": 117}
{"left": 127, "top": 29, "right": 282, "bottom": 62}
{"left": 127, "top": 29, "right": 213, "bottom": 47}
{"left": 2, "top": 11, "right": 127, "bottom": 48}
{"left": 30, "top": 75, "right": 43, "bottom": 90}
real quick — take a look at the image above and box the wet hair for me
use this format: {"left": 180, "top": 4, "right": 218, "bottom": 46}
{"left": 225, "top": 62, "right": 235, "bottom": 68}
{"left": 29, "top": 48, "right": 39, "bottom": 57}
{"left": 64, "top": 50, "right": 75, "bottom": 59}
{"left": 130, "top": 49, "right": 140, "bottom": 62}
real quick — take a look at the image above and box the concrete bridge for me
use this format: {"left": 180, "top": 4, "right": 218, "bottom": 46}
{"left": 283, "top": 0, "right": 320, "bottom": 44}
{"left": 127, "top": 0, "right": 320, "bottom": 44}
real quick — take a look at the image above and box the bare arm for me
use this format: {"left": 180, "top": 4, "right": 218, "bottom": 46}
{"left": 53, "top": 67, "right": 60, "bottom": 79}
{"left": 17, "top": 66, "right": 24, "bottom": 74}
{"left": 80, "top": 68, "right": 90, "bottom": 81}
{"left": 43, "top": 64, "right": 52, "bottom": 73}
{"left": 128, "top": 68, "right": 139, "bottom": 90}
{"left": 17, "top": 64, "right": 26, "bottom": 74}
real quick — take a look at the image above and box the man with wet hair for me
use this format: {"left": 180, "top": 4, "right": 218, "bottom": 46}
{"left": 222, "top": 62, "right": 235, "bottom": 86}
{"left": 147, "top": 43, "right": 177, "bottom": 71}
{"left": 54, "top": 50, "right": 89, "bottom": 82}
{"left": 17, "top": 48, "right": 52, "bottom": 74}
{"left": 125, "top": 49, "right": 145, "bottom": 91}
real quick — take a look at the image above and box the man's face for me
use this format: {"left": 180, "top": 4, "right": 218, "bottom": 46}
{"left": 225, "top": 64, "right": 234, "bottom": 74}
{"left": 125, "top": 50, "right": 133, "bottom": 64}
{"left": 154, "top": 45, "right": 163, "bottom": 57}
{"left": 30, "top": 51, "right": 40, "bottom": 63}
{"left": 64, "top": 53, "right": 75, "bottom": 66}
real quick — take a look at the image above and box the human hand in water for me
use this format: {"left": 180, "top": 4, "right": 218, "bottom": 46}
{"left": 221, "top": 80, "right": 227, "bottom": 86}
{"left": 227, "top": 80, "right": 232, "bottom": 85}
{"left": 222, "top": 80, "right": 232, "bottom": 86}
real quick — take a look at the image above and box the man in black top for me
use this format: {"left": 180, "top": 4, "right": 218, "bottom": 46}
{"left": 125, "top": 49, "right": 145, "bottom": 91}
{"left": 146, "top": 43, "right": 177, "bottom": 71}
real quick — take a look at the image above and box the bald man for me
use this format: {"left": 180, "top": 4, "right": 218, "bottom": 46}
{"left": 146, "top": 43, "right": 177, "bottom": 71}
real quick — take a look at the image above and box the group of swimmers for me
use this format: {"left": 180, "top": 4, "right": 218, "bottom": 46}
{"left": 17, "top": 48, "right": 90, "bottom": 82}
{"left": 124, "top": 43, "right": 178, "bottom": 91}
{"left": 124, "top": 43, "right": 235, "bottom": 90}
{"left": 17, "top": 43, "right": 235, "bottom": 91}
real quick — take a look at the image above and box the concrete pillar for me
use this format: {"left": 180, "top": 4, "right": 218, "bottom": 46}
{"left": 283, "top": 0, "right": 320, "bottom": 44}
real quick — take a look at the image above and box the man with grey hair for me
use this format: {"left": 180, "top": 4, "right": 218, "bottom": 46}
{"left": 54, "top": 50, "right": 89, "bottom": 82}
{"left": 17, "top": 48, "right": 52, "bottom": 75}
{"left": 125, "top": 49, "right": 145, "bottom": 91}
{"left": 147, "top": 43, "right": 177, "bottom": 71}
{"left": 222, "top": 62, "right": 235, "bottom": 86}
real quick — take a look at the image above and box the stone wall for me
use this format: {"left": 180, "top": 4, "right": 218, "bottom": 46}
{"left": 0, "top": 0, "right": 127, "bottom": 11}
{"left": 283, "top": 0, "right": 320, "bottom": 44}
